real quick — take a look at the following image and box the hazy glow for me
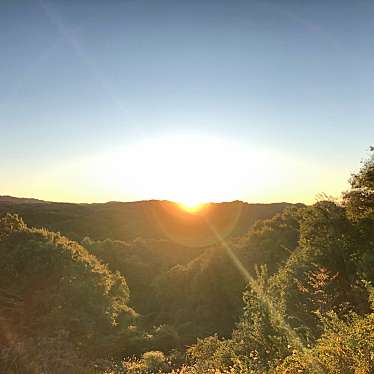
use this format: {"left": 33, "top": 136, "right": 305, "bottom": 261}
{"left": 6, "top": 134, "right": 348, "bottom": 204}
{"left": 85, "top": 135, "right": 278, "bottom": 204}
{"left": 179, "top": 201, "right": 203, "bottom": 213}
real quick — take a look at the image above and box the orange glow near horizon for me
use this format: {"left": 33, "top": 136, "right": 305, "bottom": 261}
{"left": 179, "top": 200, "right": 204, "bottom": 213}
{"left": 14, "top": 135, "right": 348, "bottom": 206}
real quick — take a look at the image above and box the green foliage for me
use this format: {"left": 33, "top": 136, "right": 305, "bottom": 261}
{"left": 0, "top": 214, "right": 136, "bottom": 372}
{"left": 230, "top": 268, "right": 291, "bottom": 372}
{"left": 187, "top": 335, "right": 234, "bottom": 372}
{"left": 120, "top": 351, "right": 168, "bottom": 373}
{"left": 142, "top": 351, "right": 167, "bottom": 372}
{"left": 152, "top": 244, "right": 246, "bottom": 342}
{"left": 148, "top": 325, "right": 181, "bottom": 353}
{"left": 276, "top": 312, "right": 374, "bottom": 373}
{"left": 242, "top": 206, "right": 302, "bottom": 274}
{"left": 344, "top": 148, "right": 374, "bottom": 220}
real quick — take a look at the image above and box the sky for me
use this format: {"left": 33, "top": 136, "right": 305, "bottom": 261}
{"left": 1, "top": 0, "right": 374, "bottom": 204}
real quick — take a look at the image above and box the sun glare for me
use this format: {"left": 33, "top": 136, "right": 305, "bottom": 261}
{"left": 179, "top": 200, "right": 203, "bottom": 213}
{"left": 52, "top": 134, "right": 302, "bottom": 204}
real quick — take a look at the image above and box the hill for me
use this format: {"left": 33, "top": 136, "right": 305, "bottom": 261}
{"left": 0, "top": 213, "right": 136, "bottom": 372}
{"left": 0, "top": 195, "right": 47, "bottom": 205}
{"left": 0, "top": 197, "right": 296, "bottom": 245}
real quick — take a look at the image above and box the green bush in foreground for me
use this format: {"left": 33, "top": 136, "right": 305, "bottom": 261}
{"left": 275, "top": 312, "right": 374, "bottom": 373}
{"left": 0, "top": 214, "right": 136, "bottom": 373}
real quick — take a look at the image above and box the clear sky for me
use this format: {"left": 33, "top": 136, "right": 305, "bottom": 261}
{"left": 1, "top": 0, "right": 373, "bottom": 204}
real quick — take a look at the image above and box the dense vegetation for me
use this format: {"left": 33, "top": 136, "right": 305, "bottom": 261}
{"left": 1, "top": 150, "right": 374, "bottom": 373}
{"left": 0, "top": 199, "right": 291, "bottom": 243}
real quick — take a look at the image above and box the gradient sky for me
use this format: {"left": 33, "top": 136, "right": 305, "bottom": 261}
{"left": 1, "top": 0, "right": 374, "bottom": 204}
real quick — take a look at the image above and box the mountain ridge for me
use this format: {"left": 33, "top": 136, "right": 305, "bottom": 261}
{"left": 0, "top": 195, "right": 301, "bottom": 245}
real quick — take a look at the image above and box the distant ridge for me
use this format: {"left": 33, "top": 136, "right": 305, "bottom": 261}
{"left": 0, "top": 195, "right": 48, "bottom": 205}
{"left": 0, "top": 195, "right": 300, "bottom": 245}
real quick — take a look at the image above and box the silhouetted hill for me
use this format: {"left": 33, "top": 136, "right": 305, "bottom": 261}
{"left": 0, "top": 195, "right": 47, "bottom": 205}
{"left": 0, "top": 197, "right": 298, "bottom": 245}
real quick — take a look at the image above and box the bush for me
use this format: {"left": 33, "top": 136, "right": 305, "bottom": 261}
{"left": 143, "top": 351, "right": 167, "bottom": 372}
{"left": 0, "top": 214, "right": 136, "bottom": 372}
{"left": 276, "top": 313, "right": 374, "bottom": 373}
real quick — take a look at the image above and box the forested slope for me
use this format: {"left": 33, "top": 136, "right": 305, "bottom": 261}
{"left": 1, "top": 151, "right": 374, "bottom": 373}
{"left": 0, "top": 198, "right": 293, "bottom": 243}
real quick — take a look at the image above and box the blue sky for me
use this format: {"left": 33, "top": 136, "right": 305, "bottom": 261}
{"left": 1, "top": 0, "right": 373, "bottom": 203}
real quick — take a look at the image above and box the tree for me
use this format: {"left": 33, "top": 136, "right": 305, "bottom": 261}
{"left": 344, "top": 148, "right": 374, "bottom": 220}
{"left": 0, "top": 214, "right": 136, "bottom": 372}
{"left": 276, "top": 312, "right": 374, "bottom": 374}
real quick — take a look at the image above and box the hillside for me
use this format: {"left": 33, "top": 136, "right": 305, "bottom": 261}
{"left": 0, "top": 195, "right": 47, "bottom": 205}
{"left": 0, "top": 197, "right": 295, "bottom": 245}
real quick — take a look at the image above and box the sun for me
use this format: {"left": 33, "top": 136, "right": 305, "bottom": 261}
{"left": 179, "top": 199, "right": 203, "bottom": 213}
{"left": 77, "top": 134, "right": 277, "bottom": 205}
